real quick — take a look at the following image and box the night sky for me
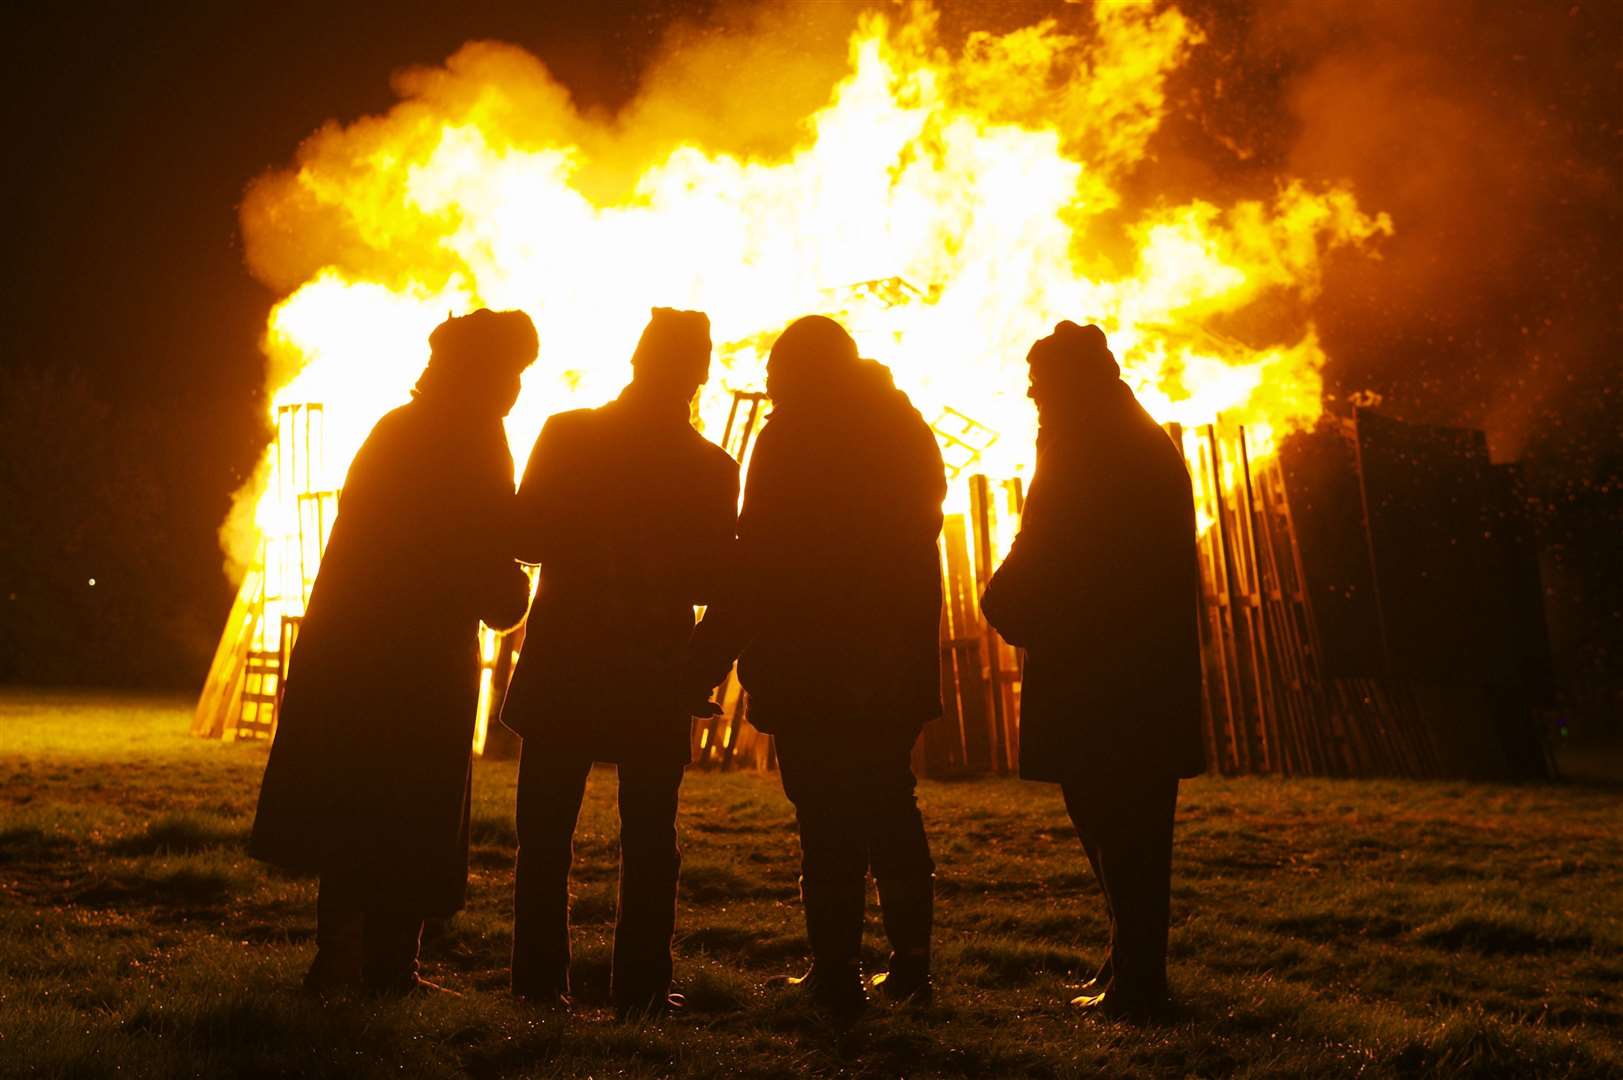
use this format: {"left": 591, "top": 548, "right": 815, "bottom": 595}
{"left": 2, "top": 1, "right": 1619, "bottom": 689}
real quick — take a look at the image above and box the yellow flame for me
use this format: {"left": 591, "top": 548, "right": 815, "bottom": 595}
{"left": 234, "top": 4, "right": 1390, "bottom": 592}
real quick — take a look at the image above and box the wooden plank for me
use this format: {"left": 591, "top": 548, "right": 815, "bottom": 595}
{"left": 1235, "top": 429, "right": 1282, "bottom": 773}
{"left": 1175, "top": 426, "right": 1225, "bottom": 775}
{"left": 1253, "top": 471, "right": 1319, "bottom": 776}
{"left": 997, "top": 478, "right": 1025, "bottom": 772}
{"left": 942, "top": 514, "right": 992, "bottom": 772}
{"left": 1208, "top": 425, "right": 1275, "bottom": 773}
{"left": 922, "top": 541, "right": 967, "bottom": 777}
{"left": 192, "top": 570, "right": 259, "bottom": 739}
{"left": 1199, "top": 427, "right": 1246, "bottom": 772}
{"left": 968, "top": 475, "right": 1008, "bottom": 773}
{"left": 1267, "top": 454, "right": 1360, "bottom": 776}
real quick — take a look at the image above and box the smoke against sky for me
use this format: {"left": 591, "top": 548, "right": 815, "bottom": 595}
{"left": 1178, "top": 0, "right": 1622, "bottom": 466}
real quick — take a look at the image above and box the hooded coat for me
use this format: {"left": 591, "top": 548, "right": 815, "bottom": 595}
{"left": 980, "top": 380, "right": 1205, "bottom": 784}
{"left": 248, "top": 397, "right": 531, "bottom": 915}
{"left": 693, "top": 359, "right": 946, "bottom": 737}
{"left": 499, "top": 384, "right": 740, "bottom": 766}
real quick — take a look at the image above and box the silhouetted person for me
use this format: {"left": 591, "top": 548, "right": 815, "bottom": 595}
{"left": 980, "top": 322, "right": 1204, "bottom": 1019}
{"left": 502, "top": 307, "right": 738, "bottom": 1018}
{"left": 691, "top": 315, "right": 945, "bottom": 1017}
{"left": 249, "top": 309, "right": 538, "bottom": 995}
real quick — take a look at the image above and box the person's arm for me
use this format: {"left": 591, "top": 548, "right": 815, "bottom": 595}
{"left": 981, "top": 453, "right": 1064, "bottom": 648}
{"left": 687, "top": 460, "right": 741, "bottom": 607}
{"left": 685, "top": 424, "right": 784, "bottom": 695}
{"left": 512, "top": 417, "right": 570, "bottom": 566}
{"left": 674, "top": 460, "right": 741, "bottom": 714}
{"left": 512, "top": 413, "right": 611, "bottom": 571}
{"left": 901, "top": 414, "right": 948, "bottom": 547}
{"left": 465, "top": 431, "right": 533, "bottom": 632}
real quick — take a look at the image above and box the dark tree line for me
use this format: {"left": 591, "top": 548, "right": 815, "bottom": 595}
{"left": 0, "top": 365, "right": 242, "bottom": 687}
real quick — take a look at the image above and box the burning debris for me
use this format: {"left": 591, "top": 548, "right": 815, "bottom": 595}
{"left": 195, "top": 3, "right": 1483, "bottom": 774}
{"left": 226, "top": 2, "right": 1388, "bottom": 573}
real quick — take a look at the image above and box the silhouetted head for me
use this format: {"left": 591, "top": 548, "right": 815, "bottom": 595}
{"left": 630, "top": 307, "right": 712, "bottom": 401}
{"left": 415, "top": 308, "right": 538, "bottom": 418}
{"left": 1026, "top": 321, "right": 1120, "bottom": 414}
{"left": 766, "top": 315, "right": 860, "bottom": 409}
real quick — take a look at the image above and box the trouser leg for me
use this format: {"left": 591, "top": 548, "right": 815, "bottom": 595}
{"left": 307, "top": 871, "right": 365, "bottom": 989}
{"left": 866, "top": 724, "right": 934, "bottom": 979}
{"left": 1064, "top": 775, "right": 1179, "bottom": 1004}
{"left": 1107, "top": 777, "right": 1177, "bottom": 1003}
{"left": 610, "top": 761, "right": 685, "bottom": 1007}
{"left": 1083, "top": 835, "right": 1116, "bottom": 982}
{"left": 1064, "top": 785, "right": 1116, "bottom": 984}
{"left": 512, "top": 745, "right": 592, "bottom": 996}
{"left": 777, "top": 738, "right": 867, "bottom": 974}
{"left": 361, "top": 909, "right": 425, "bottom": 994}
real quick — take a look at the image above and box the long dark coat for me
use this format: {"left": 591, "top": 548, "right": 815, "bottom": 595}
{"left": 248, "top": 397, "right": 531, "bottom": 915}
{"left": 692, "top": 360, "right": 946, "bottom": 738}
{"left": 500, "top": 385, "right": 740, "bottom": 766}
{"left": 980, "top": 381, "right": 1205, "bottom": 784}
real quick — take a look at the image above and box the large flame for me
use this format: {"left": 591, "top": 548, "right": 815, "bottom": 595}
{"left": 229, "top": 3, "right": 1390, "bottom": 590}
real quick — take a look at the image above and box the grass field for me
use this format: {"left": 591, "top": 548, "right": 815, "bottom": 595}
{"left": 2, "top": 690, "right": 1621, "bottom": 1078}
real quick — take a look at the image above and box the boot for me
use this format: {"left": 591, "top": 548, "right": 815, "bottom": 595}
{"left": 515, "top": 987, "right": 573, "bottom": 1011}
{"left": 303, "top": 907, "right": 363, "bottom": 995}
{"left": 774, "top": 963, "right": 867, "bottom": 1019}
{"left": 773, "top": 873, "right": 867, "bottom": 1019}
{"left": 302, "top": 949, "right": 362, "bottom": 995}
{"left": 1071, "top": 984, "right": 1170, "bottom": 1020}
{"left": 360, "top": 911, "right": 426, "bottom": 997}
{"left": 872, "top": 873, "right": 933, "bottom": 1005}
{"left": 615, "top": 990, "right": 686, "bottom": 1022}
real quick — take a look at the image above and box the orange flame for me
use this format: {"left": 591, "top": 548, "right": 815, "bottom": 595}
{"left": 228, "top": 3, "right": 1390, "bottom": 594}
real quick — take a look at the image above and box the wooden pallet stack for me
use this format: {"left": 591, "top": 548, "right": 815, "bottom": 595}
{"left": 200, "top": 392, "right": 1534, "bottom": 780}
{"left": 904, "top": 418, "right": 1450, "bottom": 780}
{"left": 193, "top": 404, "right": 334, "bottom": 742}
{"left": 1181, "top": 422, "right": 1424, "bottom": 777}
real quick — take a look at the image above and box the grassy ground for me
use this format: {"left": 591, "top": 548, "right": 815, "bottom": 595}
{"left": 2, "top": 690, "right": 1620, "bottom": 1078}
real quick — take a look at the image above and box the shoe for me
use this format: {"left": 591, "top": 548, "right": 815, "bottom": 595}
{"left": 616, "top": 991, "right": 685, "bottom": 1021}
{"left": 875, "top": 874, "right": 934, "bottom": 1007}
{"left": 1071, "top": 990, "right": 1108, "bottom": 1011}
{"left": 771, "top": 964, "right": 868, "bottom": 1020}
{"left": 515, "top": 988, "right": 573, "bottom": 1012}
{"left": 301, "top": 967, "right": 361, "bottom": 996}
{"left": 791, "top": 874, "right": 869, "bottom": 1020}
{"left": 1075, "top": 956, "right": 1113, "bottom": 996}
{"left": 301, "top": 950, "right": 363, "bottom": 996}
{"left": 870, "top": 967, "right": 933, "bottom": 1007}
{"left": 1070, "top": 987, "right": 1168, "bottom": 1020}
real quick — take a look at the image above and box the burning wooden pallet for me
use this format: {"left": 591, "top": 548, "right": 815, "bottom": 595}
{"left": 193, "top": 404, "right": 332, "bottom": 742}
{"left": 196, "top": 393, "right": 1548, "bottom": 780}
